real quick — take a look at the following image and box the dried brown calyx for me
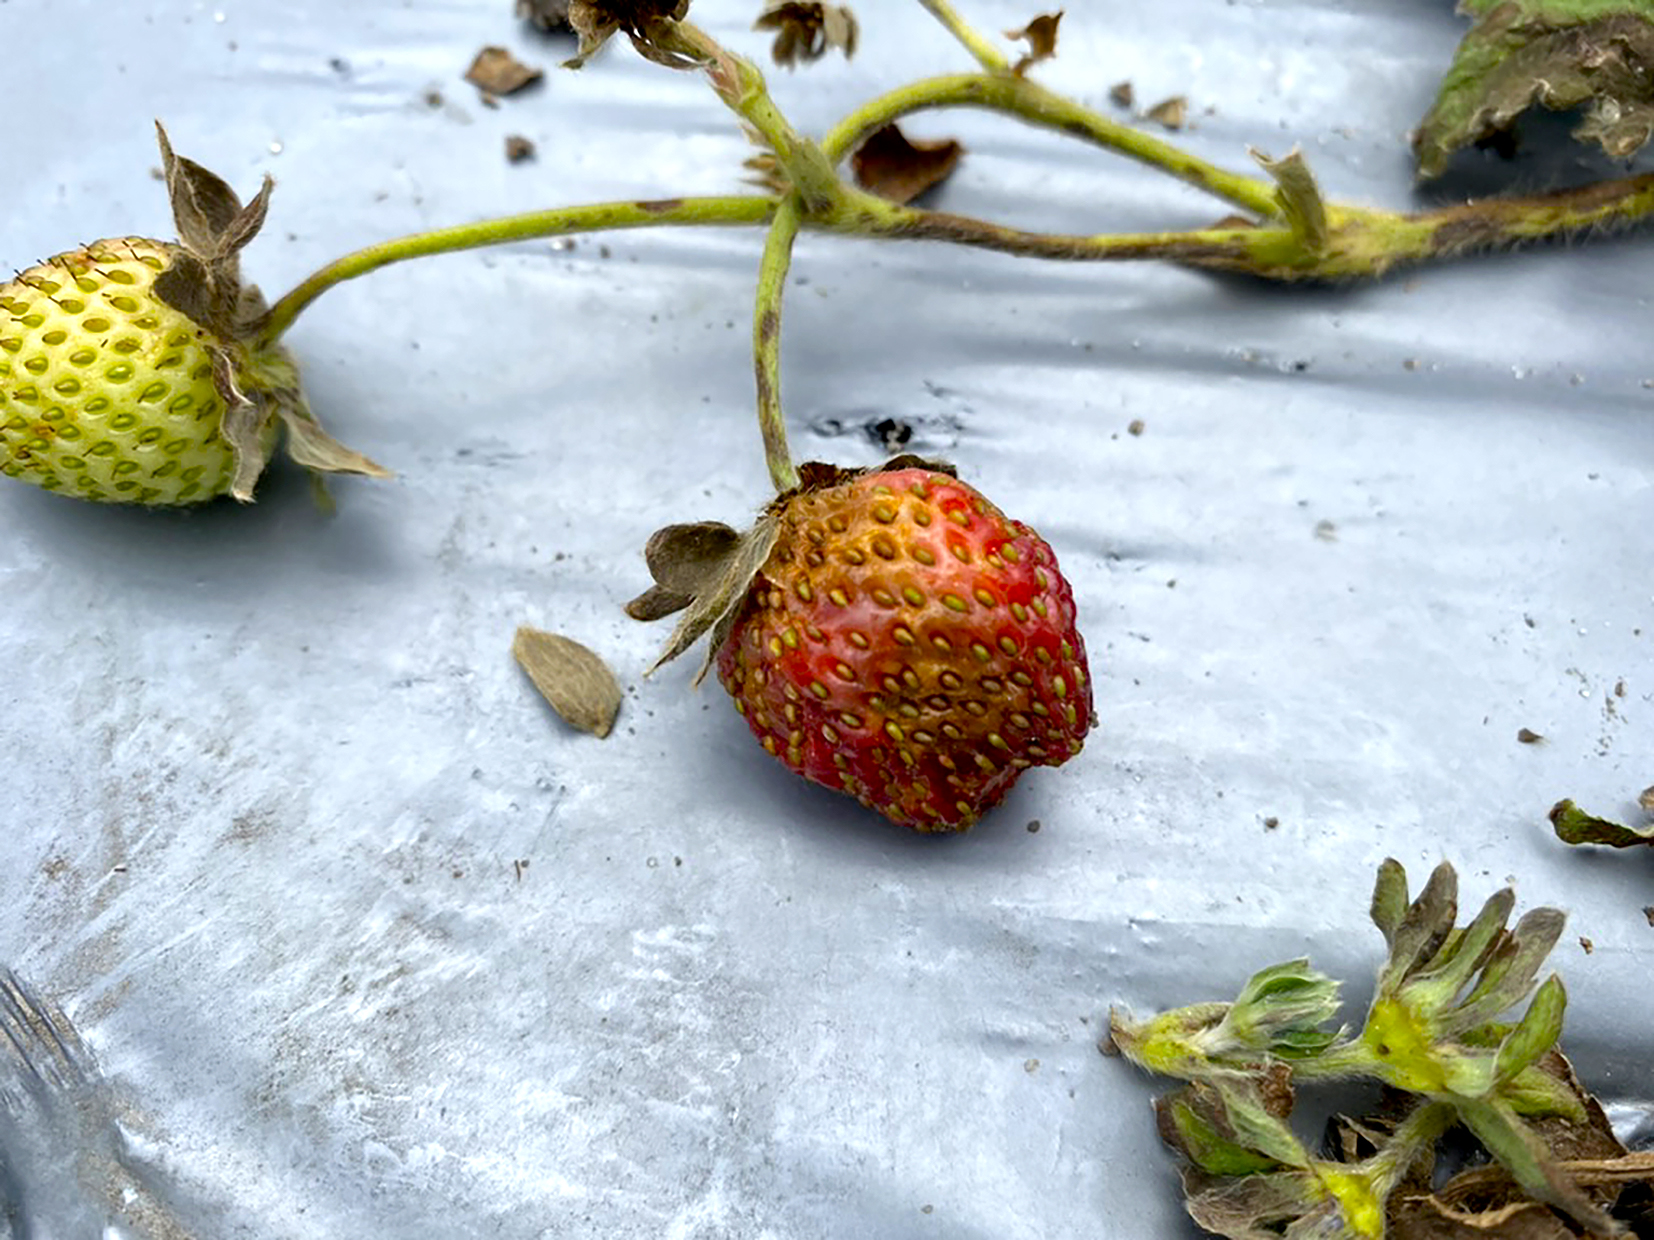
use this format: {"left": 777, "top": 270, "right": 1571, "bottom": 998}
{"left": 564, "top": 0, "right": 697, "bottom": 68}
{"left": 625, "top": 455, "right": 955, "bottom": 680}
{"left": 754, "top": 3, "right": 858, "bottom": 68}
{"left": 152, "top": 124, "right": 389, "bottom": 502}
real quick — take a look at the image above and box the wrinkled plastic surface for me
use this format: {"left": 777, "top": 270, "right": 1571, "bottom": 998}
{"left": 2, "top": 1, "right": 1651, "bottom": 1236}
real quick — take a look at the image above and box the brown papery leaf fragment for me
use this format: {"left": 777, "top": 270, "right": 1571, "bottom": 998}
{"left": 1005, "top": 11, "right": 1062, "bottom": 76}
{"left": 851, "top": 123, "right": 963, "bottom": 205}
{"left": 1109, "top": 80, "right": 1134, "bottom": 108}
{"left": 1145, "top": 95, "right": 1188, "bottom": 131}
{"left": 513, "top": 627, "right": 624, "bottom": 738}
{"left": 465, "top": 46, "right": 544, "bottom": 95}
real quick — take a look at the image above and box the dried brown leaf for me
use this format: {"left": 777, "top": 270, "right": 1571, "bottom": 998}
{"left": 505, "top": 134, "right": 537, "bottom": 163}
{"left": 851, "top": 123, "right": 963, "bottom": 205}
{"left": 465, "top": 46, "right": 544, "bottom": 95}
{"left": 1145, "top": 95, "right": 1189, "bottom": 131}
{"left": 1108, "top": 79, "right": 1134, "bottom": 108}
{"left": 1005, "top": 11, "right": 1062, "bottom": 76}
{"left": 513, "top": 627, "right": 624, "bottom": 738}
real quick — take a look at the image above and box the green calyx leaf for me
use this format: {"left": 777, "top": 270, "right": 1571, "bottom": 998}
{"left": 1494, "top": 974, "right": 1567, "bottom": 1084}
{"left": 1455, "top": 1095, "right": 1625, "bottom": 1236}
{"left": 1155, "top": 1079, "right": 1305, "bottom": 1177}
{"left": 1220, "top": 960, "right": 1343, "bottom": 1060}
{"left": 1414, "top": 0, "right": 1654, "bottom": 179}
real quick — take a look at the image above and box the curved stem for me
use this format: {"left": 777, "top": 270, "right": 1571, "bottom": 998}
{"left": 658, "top": 21, "right": 843, "bottom": 212}
{"left": 753, "top": 195, "right": 805, "bottom": 493}
{"left": 821, "top": 73, "right": 1280, "bottom": 218}
{"left": 916, "top": 0, "right": 1011, "bottom": 73}
{"left": 255, "top": 195, "right": 774, "bottom": 347}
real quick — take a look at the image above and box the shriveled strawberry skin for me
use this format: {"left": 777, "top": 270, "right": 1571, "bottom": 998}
{"left": 716, "top": 466, "right": 1094, "bottom": 833}
{"left": 0, "top": 238, "right": 250, "bottom": 504}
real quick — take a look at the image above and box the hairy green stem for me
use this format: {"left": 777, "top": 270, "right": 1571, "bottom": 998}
{"left": 915, "top": 0, "right": 1011, "bottom": 73}
{"left": 660, "top": 21, "right": 843, "bottom": 212}
{"left": 255, "top": 196, "right": 774, "bottom": 347}
{"left": 753, "top": 195, "right": 805, "bottom": 493}
{"left": 821, "top": 73, "right": 1281, "bottom": 218}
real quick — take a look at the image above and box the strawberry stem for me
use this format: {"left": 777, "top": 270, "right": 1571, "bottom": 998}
{"left": 820, "top": 73, "right": 1281, "bottom": 218}
{"left": 655, "top": 21, "right": 844, "bottom": 214}
{"left": 253, "top": 195, "right": 774, "bottom": 348}
{"left": 753, "top": 195, "right": 805, "bottom": 494}
{"left": 915, "top": 0, "right": 1013, "bottom": 74}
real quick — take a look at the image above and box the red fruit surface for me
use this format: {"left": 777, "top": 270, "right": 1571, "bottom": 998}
{"left": 715, "top": 466, "right": 1094, "bottom": 832}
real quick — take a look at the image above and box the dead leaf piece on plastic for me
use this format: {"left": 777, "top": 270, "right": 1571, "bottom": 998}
{"left": 465, "top": 46, "right": 544, "bottom": 95}
{"left": 1109, "top": 80, "right": 1134, "bottom": 108}
{"left": 1006, "top": 12, "right": 1062, "bottom": 76}
{"left": 513, "top": 627, "right": 623, "bottom": 738}
{"left": 1414, "top": 4, "right": 1654, "bottom": 179}
{"left": 1145, "top": 95, "right": 1188, "bottom": 130}
{"left": 755, "top": 2, "right": 858, "bottom": 68}
{"left": 851, "top": 124, "right": 963, "bottom": 205}
{"left": 1639, "top": 784, "right": 1654, "bottom": 812}
{"left": 1548, "top": 798, "right": 1654, "bottom": 847}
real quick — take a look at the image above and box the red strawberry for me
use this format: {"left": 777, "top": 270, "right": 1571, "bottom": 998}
{"left": 714, "top": 464, "right": 1093, "bottom": 832}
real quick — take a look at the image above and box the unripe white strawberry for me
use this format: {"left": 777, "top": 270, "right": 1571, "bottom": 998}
{"left": 0, "top": 125, "right": 387, "bottom": 506}
{"left": 0, "top": 239, "right": 278, "bottom": 504}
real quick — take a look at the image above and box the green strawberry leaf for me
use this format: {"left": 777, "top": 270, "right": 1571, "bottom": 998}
{"left": 1414, "top": 0, "right": 1654, "bottom": 180}
{"left": 1549, "top": 797, "right": 1654, "bottom": 847}
{"left": 512, "top": 627, "right": 624, "bottom": 738}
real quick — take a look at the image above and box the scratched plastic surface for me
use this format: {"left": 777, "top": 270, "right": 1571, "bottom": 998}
{"left": 1, "top": 1, "right": 1651, "bottom": 1236}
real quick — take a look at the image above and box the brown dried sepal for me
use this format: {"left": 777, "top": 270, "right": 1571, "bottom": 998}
{"left": 755, "top": 3, "right": 858, "bottom": 68}
{"left": 513, "top": 627, "right": 624, "bottom": 738}
{"left": 630, "top": 456, "right": 955, "bottom": 680}
{"left": 150, "top": 124, "right": 388, "bottom": 502}
{"left": 564, "top": 0, "right": 694, "bottom": 69}
{"left": 1005, "top": 11, "right": 1062, "bottom": 76}
{"left": 465, "top": 46, "right": 544, "bottom": 95}
{"left": 851, "top": 124, "right": 964, "bottom": 205}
